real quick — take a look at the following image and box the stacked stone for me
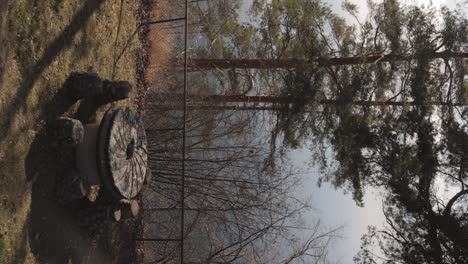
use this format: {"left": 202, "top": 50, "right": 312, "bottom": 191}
{"left": 63, "top": 72, "right": 131, "bottom": 103}
{"left": 50, "top": 72, "right": 147, "bottom": 227}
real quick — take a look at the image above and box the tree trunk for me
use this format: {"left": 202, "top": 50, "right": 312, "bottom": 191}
{"left": 187, "top": 51, "right": 468, "bottom": 69}
{"left": 151, "top": 93, "right": 468, "bottom": 111}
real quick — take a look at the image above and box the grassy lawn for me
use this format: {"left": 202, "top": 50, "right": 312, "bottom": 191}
{"left": 0, "top": 0, "right": 140, "bottom": 262}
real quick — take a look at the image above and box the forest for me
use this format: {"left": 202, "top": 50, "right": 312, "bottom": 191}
{"left": 139, "top": 0, "right": 468, "bottom": 263}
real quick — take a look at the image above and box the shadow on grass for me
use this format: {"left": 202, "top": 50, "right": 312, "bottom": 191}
{"left": 24, "top": 76, "right": 112, "bottom": 263}
{"left": 0, "top": 0, "right": 105, "bottom": 143}
{"left": 25, "top": 73, "right": 138, "bottom": 264}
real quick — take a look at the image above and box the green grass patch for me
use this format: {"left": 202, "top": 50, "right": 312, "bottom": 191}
{"left": 0, "top": 0, "right": 140, "bottom": 262}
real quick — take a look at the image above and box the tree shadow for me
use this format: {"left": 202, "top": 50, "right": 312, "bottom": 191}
{"left": 0, "top": 0, "right": 105, "bottom": 143}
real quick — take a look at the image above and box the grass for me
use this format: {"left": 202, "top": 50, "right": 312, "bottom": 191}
{"left": 0, "top": 236, "right": 5, "bottom": 263}
{"left": 0, "top": 0, "right": 140, "bottom": 263}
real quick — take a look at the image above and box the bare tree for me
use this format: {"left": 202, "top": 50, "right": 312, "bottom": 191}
{"left": 138, "top": 88, "right": 342, "bottom": 263}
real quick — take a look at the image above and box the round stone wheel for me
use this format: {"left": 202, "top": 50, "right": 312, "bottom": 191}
{"left": 97, "top": 107, "right": 148, "bottom": 199}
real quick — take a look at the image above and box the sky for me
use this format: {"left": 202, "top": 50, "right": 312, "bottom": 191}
{"left": 289, "top": 146, "right": 386, "bottom": 263}
{"left": 236, "top": 0, "right": 466, "bottom": 262}
{"left": 292, "top": 0, "right": 465, "bottom": 262}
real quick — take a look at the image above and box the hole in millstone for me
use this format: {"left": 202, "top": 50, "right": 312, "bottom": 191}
{"left": 126, "top": 139, "right": 135, "bottom": 160}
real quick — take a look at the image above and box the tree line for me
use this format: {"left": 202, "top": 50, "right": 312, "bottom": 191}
{"left": 146, "top": 0, "right": 468, "bottom": 262}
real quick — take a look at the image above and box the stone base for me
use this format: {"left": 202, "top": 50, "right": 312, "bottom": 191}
{"left": 76, "top": 124, "right": 101, "bottom": 191}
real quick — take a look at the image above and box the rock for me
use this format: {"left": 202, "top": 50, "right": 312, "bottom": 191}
{"left": 101, "top": 80, "right": 132, "bottom": 102}
{"left": 62, "top": 72, "right": 132, "bottom": 104}
{"left": 63, "top": 71, "right": 103, "bottom": 101}
{"left": 97, "top": 107, "right": 147, "bottom": 199}
{"left": 86, "top": 185, "right": 100, "bottom": 203}
{"left": 48, "top": 117, "right": 84, "bottom": 147}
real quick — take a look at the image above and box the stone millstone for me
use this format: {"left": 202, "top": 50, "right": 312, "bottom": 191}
{"left": 97, "top": 107, "right": 148, "bottom": 199}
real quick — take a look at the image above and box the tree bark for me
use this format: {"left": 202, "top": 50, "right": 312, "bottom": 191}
{"left": 187, "top": 51, "right": 468, "bottom": 69}
{"left": 152, "top": 93, "right": 468, "bottom": 111}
